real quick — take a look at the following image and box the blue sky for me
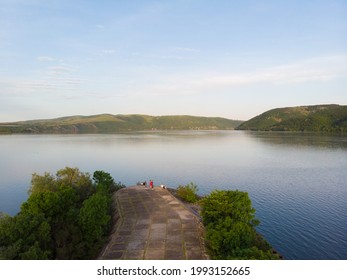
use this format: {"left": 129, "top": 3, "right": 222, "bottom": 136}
{"left": 0, "top": 0, "right": 346, "bottom": 121}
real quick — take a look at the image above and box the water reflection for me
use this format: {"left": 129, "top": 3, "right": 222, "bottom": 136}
{"left": 244, "top": 131, "right": 347, "bottom": 149}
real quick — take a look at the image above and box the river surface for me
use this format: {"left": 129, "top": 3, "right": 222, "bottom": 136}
{"left": 0, "top": 131, "right": 346, "bottom": 260}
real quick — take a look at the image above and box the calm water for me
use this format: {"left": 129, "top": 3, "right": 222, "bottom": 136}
{"left": 0, "top": 131, "right": 346, "bottom": 260}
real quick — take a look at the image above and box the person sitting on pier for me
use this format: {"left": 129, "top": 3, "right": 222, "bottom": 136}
{"left": 140, "top": 181, "right": 147, "bottom": 187}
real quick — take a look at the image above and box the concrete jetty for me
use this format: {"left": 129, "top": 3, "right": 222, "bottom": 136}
{"left": 99, "top": 186, "right": 208, "bottom": 260}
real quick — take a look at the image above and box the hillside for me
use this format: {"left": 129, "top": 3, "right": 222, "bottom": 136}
{"left": 236, "top": 104, "right": 347, "bottom": 132}
{"left": 0, "top": 114, "right": 243, "bottom": 134}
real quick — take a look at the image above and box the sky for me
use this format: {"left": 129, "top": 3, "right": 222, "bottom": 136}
{"left": 0, "top": 0, "right": 346, "bottom": 122}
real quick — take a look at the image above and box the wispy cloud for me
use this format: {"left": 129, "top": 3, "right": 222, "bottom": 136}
{"left": 2, "top": 55, "right": 346, "bottom": 103}
{"left": 0, "top": 62, "right": 81, "bottom": 97}
{"left": 194, "top": 55, "right": 347, "bottom": 87}
{"left": 201, "top": 55, "right": 347, "bottom": 86}
{"left": 37, "top": 56, "right": 56, "bottom": 62}
{"left": 0, "top": 76, "right": 81, "bottom": 95}
{"left": 47, "top": 65, "right": 76, "bottom": 77}
{"left": 102, "top": 49, "right": 116, "bottom": 54}
{"left": 128, "top": 54, "right": 347, "bottom": 97}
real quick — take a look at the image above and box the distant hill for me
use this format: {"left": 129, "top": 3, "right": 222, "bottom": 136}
{"left": 0, "top": 114, "right": 243, "bottom": 134}
{"left": 236, "top": 104, "right": 347, "bottom": 132}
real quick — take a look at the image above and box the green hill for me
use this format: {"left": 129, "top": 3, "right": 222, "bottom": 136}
{"left": 0, "top": 114, "right": 243, "bottom": 134}
{"left": 236, "top": 104, "right": 347, "bottom": 132}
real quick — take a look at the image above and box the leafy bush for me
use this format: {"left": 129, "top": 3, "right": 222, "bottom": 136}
{"left": 201, "top": 190, "right": 280, "bottom": 260}
{"left": 201, "top": 190, "right": 259, "bottom": 227}
{"left": 176, "top": 182, "right": 199, "bottom": 203}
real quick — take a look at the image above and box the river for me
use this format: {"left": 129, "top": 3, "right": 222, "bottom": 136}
{"left": 0, "top": 131, "right": 346, "bottom": 259}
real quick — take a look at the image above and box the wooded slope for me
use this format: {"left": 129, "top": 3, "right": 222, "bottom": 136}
{"left": 236, "top": 105, "right": 347, "bottom": 132}
{"left": 0, "top": 114, "right": 243, "bottom": 134}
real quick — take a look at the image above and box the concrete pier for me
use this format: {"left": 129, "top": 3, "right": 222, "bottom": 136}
{"left": 99, "top": 186, "right": 208, "bottom": 260}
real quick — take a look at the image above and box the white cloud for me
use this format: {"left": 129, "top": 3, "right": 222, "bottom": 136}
{"left": 37, "top": 56, "right": 55, "bottom": 62}
{"left": 185, "top": 54, "right": 347, "bottom": 89}
{"left": 126, "top": 54, "right": 347, "bottom": 97}
{"left": 47, "top": 65, "right": 76, "bottom": 76}
{"left": 260, "top": 55, "right": 347, "bottom": 84}
{"left": 2, "top": 54, "right": 346, "bottom": 106}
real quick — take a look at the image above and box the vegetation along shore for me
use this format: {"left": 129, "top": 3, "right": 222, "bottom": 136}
{"left": 0, "top": 167, "right": 280, "bottom": 260}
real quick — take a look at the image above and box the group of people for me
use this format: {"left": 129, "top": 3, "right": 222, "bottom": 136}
{"left": 141, "top": 180, "right": 154, "bottom": 188}
{"left": 140, "top": 180, "right": 166, "bottom": 189}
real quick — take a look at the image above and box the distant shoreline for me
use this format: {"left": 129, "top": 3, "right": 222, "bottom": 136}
{"left": 0, "top": 114, "right": 242, "bottom": 134}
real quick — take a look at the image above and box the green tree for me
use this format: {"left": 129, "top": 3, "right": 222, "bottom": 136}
{"left": 29, "top": 167, "right": 94, "bottom": 202}
{"left": 206, "top": 217, "right": 256, "bottom": 259}
{"left": 79, "top": 193, "right": 111, "bottom": 242}
{"left": 56, "top": 167, "right": 93, "bottom": 201}
{"left": 20, "top": 185, "right": 81, "bottom": 259}
{"left": 29, "top": 172, "right": 57, "bottom": 194}
{"left": 201, "top": 190, "right": 278, "bottom": 259}
{"left": 21, "top": 191, "right": 60, "bottom": 219}
{"left": 201, "top": 190, "right": 259, "bottom": 227}
{"left": 93, "top": 170, "right": 114, "bottom": 187}
{"left": 1, "top": 167, "right": 120, "bottom": 260}
{"left": 19, "top": 241, "right": 51, "bottom": 260}
{"left": 93, "top": 170, "right": 125, "bottom": 194}
{"left": 78, "top": 193, "right": 111, "bottom": 256}
{"left": 0, "top": 213, "right": 52, "bottom": 259}
{"left": 176, "top": 182, "right": 199, "bottom": 203}
{"left": 93, "top": 170, "right": 115, "bottom": 194}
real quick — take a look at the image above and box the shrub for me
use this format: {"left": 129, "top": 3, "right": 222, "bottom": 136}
{"left": 201, "top": 189, "right": 279, "bottom": 260}
{"left": 201, "top": 190, "right": 259, "bottom": 227}
{"left": 176, "top": 182, "right": 199, "bottom": 203}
